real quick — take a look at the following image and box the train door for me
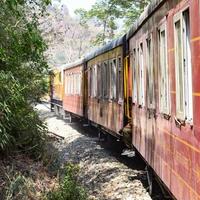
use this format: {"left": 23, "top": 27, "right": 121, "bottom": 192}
{"left": 124, "top": 55, "right": 132, "bottom": 123}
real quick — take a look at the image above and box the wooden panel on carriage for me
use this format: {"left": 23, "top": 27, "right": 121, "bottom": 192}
{"left": 127, "top": 0, "right": 200, "bottom": 199}
{"left": 63, "top": 60, "right": 84, "bottom": 117}
{"left": 85, "top": 37, "right": 125, "bottom": 135}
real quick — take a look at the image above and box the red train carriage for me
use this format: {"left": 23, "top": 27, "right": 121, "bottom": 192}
{"left": 84, "top": 36, "right": 127, "bottom": 137}
{"left": 63, "top": 59, "right": 84, "bottom": 117}
{"left": 127, "top": 0, "right": 200, "bottom": 199}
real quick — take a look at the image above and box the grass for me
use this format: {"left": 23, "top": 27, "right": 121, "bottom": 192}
{"left": 0, "top": 142, "right": 88, "bottom": 200}
{"left": 46, "top": 163, "right": 88, "bottom": 200}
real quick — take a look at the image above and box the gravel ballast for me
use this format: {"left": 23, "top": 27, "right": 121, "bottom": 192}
{"left": 36, "top": 103, "right": 152, "bottom": 200}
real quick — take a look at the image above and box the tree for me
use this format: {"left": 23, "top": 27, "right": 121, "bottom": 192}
{"left": 40, "top": 3, "right": 98, "bottom": 65}
{"left": 114, "top": 0, "right": 150, "bottom": 29}
{"left": 0, "top": 0, "right": 50, "bottom": 156}
{"left": 75, "top": 0, "right": 151, "bottom": 45}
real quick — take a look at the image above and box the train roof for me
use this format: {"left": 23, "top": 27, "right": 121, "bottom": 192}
{"left": 84, "top": 35, "right": 125, "bottom": 62}
{"left": 126, "top": 0, "right": 164, "bottom": 40}
{"left": 62, "top": 58, "right": 85, "bottom": 71}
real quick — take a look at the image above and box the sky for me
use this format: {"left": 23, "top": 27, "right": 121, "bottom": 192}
{"left": 60, "top": 0, "right": 96, "bottom": 16}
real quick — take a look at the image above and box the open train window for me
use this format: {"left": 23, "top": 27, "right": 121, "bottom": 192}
{"left": 101, "top": 63, "right": 104, "bottom": 98}
{"left": 65, "top": 74, "right": 68, "bottom": 95}
{"left": 73, "top": 73, "right": 76, "bottom": 95}
{"left": 118, "top": 56, "right": 123, "bottom": 102}
{"left": 112, "top": 58, "right": 117, "bottom": 100}
{"left": 132, "top": 48, "right": 137, "bottom": 103}
{"left": 70, "top": 73, "right": 73, "bottom": 95}
{"left": 94, "top": 65, "right": 98, "bottom": 98}
{"left": 146, "top": 35, "right": 155, "bottom": 109}
{"left": 109, "top": 59, "right": 117, "bottom": 100}
{"left": 75, "top": 73, "right": 80, "bottom": 95}
{"left": 138, "top": 43, "right": 145, "bottom": 107}
{"left": 103, "top": 61, "right": 108, "bottom": 98}
{"left": 106, "top": 61, "right": 110, "bottom": 99}
{"left": 109, "top": 60, "right": 113, "bottom": 99}
{"left": 74, "top": 74, "right": 77, "bottom": 95}
{"left": 78, "top": 73, "right": 82, "bottom": 95}
{"left": 90, "top": 67, "right": 93, "bottom": 97}
{"left": 91, "top": 65, "right": 97, "bottom": 98}
{"left": 174, "top": 9, "right": 193, "bottom": 122}
{"left": 88, "top": 68, "right": 90, "bottom": 97}
{"left": 58, "top": 72, "right": 62, "bottom": 83}
{"left": 97, "top": 64, "right": 101, "bottom": 98}
{"left": 158, "top": 22, "right": 170, "bottom": 115}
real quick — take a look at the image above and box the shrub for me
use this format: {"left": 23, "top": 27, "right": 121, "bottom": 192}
{"left": 47, "top": 163, "right": 88, "bottom": 200}
{"left": 0, "top": 0, "right": 50, "bottom": 157}
{"left": 0, "top": 72, "right": 47, "bottom": 157}
{"left": 2, "top": 171, "right": 37, "bottom": 200}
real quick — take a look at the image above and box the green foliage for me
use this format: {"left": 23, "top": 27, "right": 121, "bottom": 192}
{"left": 0, "top": 72, "right": 47, "bottom": 157}
{"left": 5, "top": 174, "right": 36, "bottom": 200}
{"left": 0, "top": 0, "right": 50, "bottom": 155}
{"left": 75, "top": 0, "right": 151, "bottom": 45}
{"left": 47, "top": 163, "right": 88, "bottom": 200}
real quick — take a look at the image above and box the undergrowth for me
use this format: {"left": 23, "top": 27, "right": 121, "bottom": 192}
{"left": 46, "top": 163, "right": 88, "bottom": 200}
{"left": 1, "top": 150, "right": 88, "bottom": 200}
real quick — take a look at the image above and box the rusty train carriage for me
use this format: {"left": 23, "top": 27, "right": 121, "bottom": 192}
{"left": 63, "top": 59, "right": 84, "bottom": 117}
{"left": 127, "top": 0, "right": 200, "bottom": 199}
{"left": 50, "top": 0, "right": 200, "bottom": 199}
{"left": 85, "top": 37, "right": 126, "bottom": 135}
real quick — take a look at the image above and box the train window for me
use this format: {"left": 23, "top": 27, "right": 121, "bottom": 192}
{"left": 101, "top": 63, "right": 104, "bottom": 98}
{"left": 146, "top": 35, "right": 155, "bottom": 108}
{"left": 183, "top": 10, "right": 193, "bottom": 122}
{"left": 132, "top": 48, "right": 137, "bottom": 103}
{"left": 73, "top": 74, "right": 75, "bottom": 95}
{"left": 138, "top": 43, "right": 145, "bottom": 106}
{"left": 65, "top": 74, "right": 68, "bottom": 95}
{"left": 78, "top": 73, "right": 82, "bottom": 95}
{"left": 74, "top": 74, "right": 77, "bottom": 95}
{"left": 68, "top": 74, "right": 71, "bottom": 95}
{"left": 89, "top": 68, "right": 91, "bottom": 97}
{"left": 103, "top": 62, "right": 107, "bottom": 98}
{"left": 76, "top": 73, "right": 80, "bottom": 95}
{"left": 70, "top": 74, "right": 73, "bottom": 95}
{"left": 90, "top": 68, "right": 93, "bottom": 97}
{"left": 58, "top": 72, "right": 61, "bottom": 83}
{"left": 103, "top": 61, "right": 109, "bottom": 98}
{"left": 174, "top": 9, "right": 193, "bottom": 122}
{"left": 109, "top": 60, "right": 113, "bottom": 99}
{"left": 97, "top": 64, "right": 101, "bottom": 98}
{"left": 159, "top": 23, "right": 170, "bottom": 114}
{"left": 90, "top": 67, "right": 93, "bottom": 97}
{"left": 112, "top": 59, "right": 117, "bottom": 100}
{"left": 94, "top": 65, "right": 98, "bottom": 97}
{"left": 74, "top": 74, "right": 76, "bottom": 95}
{"left": 91, "top": 65, "right": 97, "bottom": 98}
{"left": 118, "top": 56, "right": 123, "bottom": 101}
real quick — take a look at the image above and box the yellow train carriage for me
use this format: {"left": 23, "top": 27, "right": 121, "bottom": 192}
{"left": 85, "top": 36, "right": 126, "bottom": 136}
{"left": 50, "top": 68, "right": 64, "bottom": 115}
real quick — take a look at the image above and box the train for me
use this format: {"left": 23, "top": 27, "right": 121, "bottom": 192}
{"left": 50, "top": 0, "right": 200, "bottom": 199}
